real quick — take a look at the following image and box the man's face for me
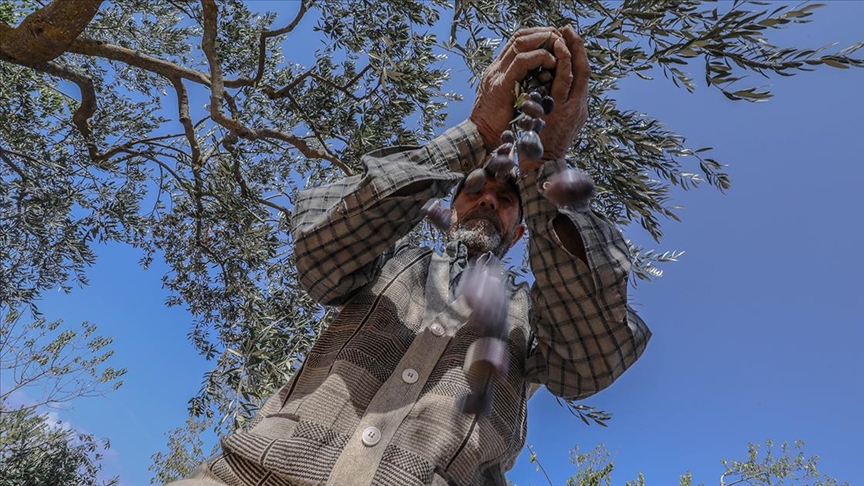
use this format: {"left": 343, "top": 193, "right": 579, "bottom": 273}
{"left": 449, "top": 176, "right": 525, "bottom": 258}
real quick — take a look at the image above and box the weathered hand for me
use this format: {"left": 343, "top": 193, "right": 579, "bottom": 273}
{"left": 469, "top": 27, "right": 561, "bottom": 155}
{"left": 536, "top": 25, "right": 590, "bottom": 165}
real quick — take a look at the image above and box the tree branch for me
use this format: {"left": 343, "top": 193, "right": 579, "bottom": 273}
{"left": 200, "top": 0, "right": 353, "bottom": 175}
{"left": 282, "top": 89, "right": 347, "bottom": 173}
{"left": 262, "top": 65, "right": 315, "bottom": 99}
{"left": 68, "top": 38, "right": 213, "bottom": 87}
{"left": 170, "top": 77, "right": 202, "bottom": 167}
{"left": 258, "top": 129, "right": 353, "bottom": 176}
{"left": 0, "top": 147, "right": 33, "bottom": 181}
{"left": 225, "top": 0, "right": 310, "bottom": 88}
{"left": 201, "top": 0, "right": 249, "bottom": 138}
{"left": 0, "top": 0, "right": 104, "bottom": 63}
{"left": 8, "top": 58, "right": 100, "bottom": 160}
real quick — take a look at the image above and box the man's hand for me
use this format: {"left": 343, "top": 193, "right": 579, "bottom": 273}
{"left": 470, "top": 27, "right": 561, "bottom": 154}
{"left": 537, "top": 25, "right": 590, "bottom": 164}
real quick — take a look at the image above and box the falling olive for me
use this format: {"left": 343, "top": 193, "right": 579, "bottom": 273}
{"left": 486, "top": 154, "right": 515, "bottom": 179}
{"left": 464, "top": 168, "right": 487, "bottom": 194}
{"left": 421, "top": 198, "right": 453, "bottom": 231}
{"left": 543, "top": 169, "right": 596, "bottom": 207}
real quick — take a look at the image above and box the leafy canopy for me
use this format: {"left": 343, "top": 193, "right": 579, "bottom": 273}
{"left": 0, "top": 1, "right": 861, "bottom": 481}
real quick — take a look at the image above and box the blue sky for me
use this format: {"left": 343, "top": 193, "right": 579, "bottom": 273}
{"left": 15, "top": 2, "right": 864, "bottom": 485}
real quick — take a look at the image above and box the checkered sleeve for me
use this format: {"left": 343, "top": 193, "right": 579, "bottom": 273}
{"left": 521, "top": 158, "right": 651, "bottom": 400}
{"left": 291, "top": 120, "right": 486, "bottom": 305}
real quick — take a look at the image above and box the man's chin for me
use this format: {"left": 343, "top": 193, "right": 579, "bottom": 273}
{"left": 449, "top": 220, "right": 504, "bottom": 257}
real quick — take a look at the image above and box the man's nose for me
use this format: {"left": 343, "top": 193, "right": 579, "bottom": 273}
{"left": 478, "top": 192, "right": 497, "bottom": 211}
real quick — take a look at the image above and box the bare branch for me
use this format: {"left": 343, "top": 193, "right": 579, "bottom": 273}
{"left": 99, "top": 132, "right": 186, "bottom": 161}
{"left": 264, "top": 65, "right": 372, "bottom": 102}
{"left": 0, "top": 0, "right": 104, "bottom": 63}
{"left": 282, "top": 89, "right": 347, "bottom": 174}
{"left": 310, "top": 66, "right": 372, "bottom": 102}
{"left": 262, "top": 65, "right": 315, "bottom": 100}
{"left": 255, "top": 197, "right": 292, "bottom": 222}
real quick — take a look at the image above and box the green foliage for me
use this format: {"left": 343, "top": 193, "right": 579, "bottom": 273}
{"left": 0, "top": 307, "right": 126, "bottom": 411}
{"left": 516, "top": 441, "right": 847, "bottom": 486}
{"left": 567, "top": 444, "right": 614, "bottom": 486}
{"left": 149, "top": 414, "right": 217, "bottom": 485}
{"left": 1, "top": 0, "right": 862, "bottom": 480}
{"left": 0, "top": 401, "right": 118, "bottom": 486}
{"left": 719, "top": 440, "right": 849, "bottom": 486}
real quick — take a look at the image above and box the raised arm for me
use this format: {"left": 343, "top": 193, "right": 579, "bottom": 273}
{"left": 291, "top": 122, "right": 485, "bottom": 305}
{"left": 507, "top": 26, "right": 650, "bottom": 398}
{"left": 521, "top": 160, "right": 651, "bottom": 399}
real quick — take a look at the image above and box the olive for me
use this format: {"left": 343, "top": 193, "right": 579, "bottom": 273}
{"left": 421, "top": 198, "right": 452, "bottom": 231}
{"left": 532, "top": 118, "right": 546, "bottom": 134}
{"left": 537, "top": 70, "right": 553, "bottom": 83}
{"left": 458, "top": 387, "right": 493, "bottom": 415}
{"left": 529, "top": 92, "right": 543, "bottom": 104}
{"left": 517, "top": 130, "right": 543, "bottom": 161}
{"left": 520, "top": 100, "right": 544, "bottom": 118}
{"left": 500, "top": 130, "right": 515, "bottom": 144}
{"left": 461, "top": 259, "right": 508, "bottom": 330}
{"left": 464, "top": 168, "right": 487, "bottom": 194}
{"left": 495, "top": 165, "right": 519, "bottom": 182}
{"left": 486, "top": 154, "right": 514, "bottom": 178}
{"left": 516, "top": 115, "right": 535, "bottom": 131}
{"left": 543, "top": 169, "right": 596, "bottom": 207}
{"left": 542, "top": 96, "right": 555, "bottom": 115}
{"left": 496, "top": 143, "right": 513, "bottom": 155}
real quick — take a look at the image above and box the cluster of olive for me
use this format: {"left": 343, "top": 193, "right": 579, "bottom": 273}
{"left": 418, "top": 66, "right": 595, "bottom": 416}
{"left": 460, "top": 68, "right": 557, "bottom": 195}
{"left": 457, "top": 255, "right": 510, "bottom": 415}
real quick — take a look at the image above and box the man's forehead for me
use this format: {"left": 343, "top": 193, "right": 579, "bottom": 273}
{"left": 455, "top": 175, "right": 520, "bottom": 201}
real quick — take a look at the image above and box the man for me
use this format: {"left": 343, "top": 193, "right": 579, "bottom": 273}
{"left": 173, "top": 25, "right": 650, "bottom": 486}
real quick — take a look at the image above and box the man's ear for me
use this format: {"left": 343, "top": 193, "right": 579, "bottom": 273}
{"left": 509, "top": 223, "right": 526, "bottom": 248}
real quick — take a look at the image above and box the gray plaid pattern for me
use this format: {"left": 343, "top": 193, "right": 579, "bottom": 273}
{"left": 520, "top": 158, "right": 651, "bottom": 399}
{"left": 173, "top": 121, "right": 650, "bottom": 486}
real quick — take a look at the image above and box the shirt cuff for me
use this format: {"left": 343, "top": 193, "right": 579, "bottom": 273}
{"left": 426, "top": 120, "right": 487, "bottom": 174}
{"left": 519, "top": 158, "right": 631, "bottom": 291}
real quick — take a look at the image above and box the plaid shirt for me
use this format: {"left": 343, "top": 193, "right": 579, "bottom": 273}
{"left": 177, "top": 121, "right": 650, "bottom": 486}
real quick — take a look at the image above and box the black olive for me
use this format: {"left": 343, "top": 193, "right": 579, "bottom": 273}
{"left": 517, "top": 131, "right": 543, "bottom": 161}
{"left": 543, "top": 169, "right": 596, "bottom": 207}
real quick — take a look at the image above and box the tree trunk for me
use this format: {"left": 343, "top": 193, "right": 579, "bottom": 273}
{"left": 0, "top": 0, "right": 103, "bottom": 63}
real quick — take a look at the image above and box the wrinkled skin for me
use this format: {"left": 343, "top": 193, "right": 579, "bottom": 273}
{"left": 449, "top": 176, "right": 525, "bottom": 259}
{"left": 470, "top": 25, "right": 591, "bottom": 171}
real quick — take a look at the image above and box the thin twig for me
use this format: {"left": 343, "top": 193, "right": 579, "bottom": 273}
{"left": 526, "top": 445, "right": 554, "bottom": 486}
{"left": 200, "top": 0, "right": 350, "bottom": 173}
{"left": 226, "top": 0, "right": 310, "bottom": 87}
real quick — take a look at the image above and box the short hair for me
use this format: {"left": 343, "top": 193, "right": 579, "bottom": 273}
{"left": 452, "top": 170, "right": 524, "bottom": 224}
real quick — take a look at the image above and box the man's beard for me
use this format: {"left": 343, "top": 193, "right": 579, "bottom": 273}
{"left": 448, "top": 207, "right": 514, "bottom": 258}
